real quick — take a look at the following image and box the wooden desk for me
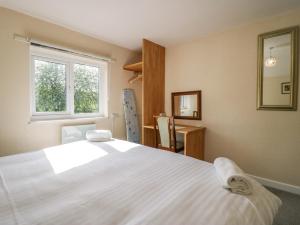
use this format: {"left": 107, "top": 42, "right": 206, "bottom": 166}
{"left": 143, "top": 124, "right": 206, "bottom": 160}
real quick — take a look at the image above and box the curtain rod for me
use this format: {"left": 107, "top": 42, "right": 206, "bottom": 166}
{"left": 13, "top": 34, "right": 115, "bottom": 62}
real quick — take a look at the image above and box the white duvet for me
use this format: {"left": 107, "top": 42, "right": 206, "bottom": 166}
{"left": 0, "top": 140, "right": 280, "bottom": 225}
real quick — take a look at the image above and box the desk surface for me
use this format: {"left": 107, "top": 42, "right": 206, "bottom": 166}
{"left": 143, "top": 124, "right": 205, "bottom": 134}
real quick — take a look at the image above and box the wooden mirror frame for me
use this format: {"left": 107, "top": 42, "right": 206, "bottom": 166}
{"left": 171, "top": 91, "right": 201, "bottom": 120}
{"left": 257, "top": 26, "right": 299, "bottom": 111}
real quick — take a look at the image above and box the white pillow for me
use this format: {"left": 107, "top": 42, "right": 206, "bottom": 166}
{"left": 86, "top": 130, "right": 112, "bottom": 142}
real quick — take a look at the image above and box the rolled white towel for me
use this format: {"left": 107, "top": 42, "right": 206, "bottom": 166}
{"left": 214, "top": 157, "right": 253, "bottom": 195}
{"left": 86, "top": 130, "right": 112, "bottom": 142}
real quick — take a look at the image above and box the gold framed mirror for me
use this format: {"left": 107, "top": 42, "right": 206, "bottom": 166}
{"left": 171, "top": 91, "right": 201, "bottom": 120}
{"left": 257, "top": 26, "right": 299, "bottom": 110}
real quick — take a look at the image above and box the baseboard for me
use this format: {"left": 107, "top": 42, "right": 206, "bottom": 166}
{"left": 249, "top": 174, "right": 300, "bottom": 195}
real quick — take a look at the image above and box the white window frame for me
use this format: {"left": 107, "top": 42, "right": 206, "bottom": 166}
{"left": 30, "top": 46, "right": 108, "bottom": 121}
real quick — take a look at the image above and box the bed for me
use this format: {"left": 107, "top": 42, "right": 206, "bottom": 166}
{"left": 0, "top": 140, "right": 280, "bottom": 225}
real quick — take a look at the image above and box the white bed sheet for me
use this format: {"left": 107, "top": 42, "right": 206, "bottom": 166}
{"left": 0, "top": 140, "right": 280, "bottom": 225}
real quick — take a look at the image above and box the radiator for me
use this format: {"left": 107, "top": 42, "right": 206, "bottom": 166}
{"left": 61, "top": 124, "right": 96, "bottom": 144}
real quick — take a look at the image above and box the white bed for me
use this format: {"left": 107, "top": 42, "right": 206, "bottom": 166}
{"left": 0, "top": 140, "right": 280, "bottom": 225}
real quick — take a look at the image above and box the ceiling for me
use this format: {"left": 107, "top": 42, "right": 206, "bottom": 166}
{"left": 1, "top": 0, "right": 300, "bottom": 50}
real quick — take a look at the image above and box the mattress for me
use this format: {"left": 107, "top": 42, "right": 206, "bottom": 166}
{"left": 0, "top": 140, "right": 279, "bottom": 225}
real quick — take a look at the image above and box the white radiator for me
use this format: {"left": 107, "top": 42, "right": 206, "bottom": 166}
{"left": 61, "top": 124, "right": 96, "bottom": 144}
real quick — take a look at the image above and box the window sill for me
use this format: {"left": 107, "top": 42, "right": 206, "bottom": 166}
{"left": 29, "top": 114, "right": 108, "bottom": 123}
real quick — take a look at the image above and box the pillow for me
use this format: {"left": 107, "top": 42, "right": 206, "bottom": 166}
{"left": 86, "top": 130, "right": 112, "bottom": 142}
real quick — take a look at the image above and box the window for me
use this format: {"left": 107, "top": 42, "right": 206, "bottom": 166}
{"left": 30, "top": 46, "right": 108, "bottom": 121}
{"left": 73, "top": 64, "right": 99, "bottom": 114}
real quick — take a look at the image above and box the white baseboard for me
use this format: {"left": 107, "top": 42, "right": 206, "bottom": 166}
{"left": 249, "top": 174, "right": 300, "bottom": 195}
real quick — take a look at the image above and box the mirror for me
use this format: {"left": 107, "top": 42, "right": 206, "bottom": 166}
{"left": 257, "top": 26, "right": 298, "bottom": 110}
{"left": 172, "top": 91, "right": 201, "bottom": 120}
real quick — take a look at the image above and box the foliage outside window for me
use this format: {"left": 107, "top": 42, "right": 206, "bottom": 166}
{"left": 35, "top": 60, "right": 67, "bottom": 112}
{"left": 74, "top": 64, "right": 99, "bottom": 114}
{"left": 31, "top": 46, "right": 107, "bottom": 121}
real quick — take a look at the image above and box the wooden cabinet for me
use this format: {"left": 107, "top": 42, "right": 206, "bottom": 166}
{"left": 123, "top": 40, "right": 206, "bottom": 160}
{"left": 142, "top": 39, "right": 165, "bottom": 146}
{"left": 124, "top": 39, "right": 165, "bottom": 147}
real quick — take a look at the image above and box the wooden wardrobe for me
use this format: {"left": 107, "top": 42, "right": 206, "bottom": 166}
{"left": 123, "top": 39, "right": 165, "bottom": 147}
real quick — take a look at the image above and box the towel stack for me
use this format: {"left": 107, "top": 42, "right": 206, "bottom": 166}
{"left": 214, "top": 157, "right": 253, "bottom": 195}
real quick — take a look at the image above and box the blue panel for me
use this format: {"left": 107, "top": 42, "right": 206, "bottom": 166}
{"left": 122, "top": 89, "right": 140, "bottom": 143}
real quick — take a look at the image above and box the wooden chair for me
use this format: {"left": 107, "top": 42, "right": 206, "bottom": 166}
{"left": 153, "top": 115, "right": 184, "bottom": 152}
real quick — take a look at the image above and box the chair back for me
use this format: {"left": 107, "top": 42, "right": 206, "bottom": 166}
{"left": 153, "top": 115, "right": 176, "bottom": 151}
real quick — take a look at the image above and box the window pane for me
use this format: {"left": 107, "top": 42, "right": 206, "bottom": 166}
{"left": 34, "top": 60, "right": 67, "bottom": 112}
{"left": 74, "top": 64, "right": 99, "bottom": 113}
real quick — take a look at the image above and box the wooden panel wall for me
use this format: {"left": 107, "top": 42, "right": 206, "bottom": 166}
{"left": 142, "top": 39, "right": 165, "bottom": 146}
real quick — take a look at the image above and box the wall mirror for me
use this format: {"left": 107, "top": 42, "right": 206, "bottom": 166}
{"left": 257, "top": 26, "right": 299, "bottom": 110}
{"left": 172, "top": 91, "right": 201, "bottom": 120}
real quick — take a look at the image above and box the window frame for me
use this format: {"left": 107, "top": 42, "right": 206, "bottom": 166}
{"left": 30, "top": 46, "right": 108, "bottom": 121}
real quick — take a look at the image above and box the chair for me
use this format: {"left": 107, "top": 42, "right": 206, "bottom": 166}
{"left": 153, "top": 115, "right": 184, "bottom": 152}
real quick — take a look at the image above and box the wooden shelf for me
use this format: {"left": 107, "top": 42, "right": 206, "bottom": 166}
{"left": 128, "top": 74, "right": 143, "bottom": 84}
{"left": 123, "top": 61, "right": 143, "bottom": 72}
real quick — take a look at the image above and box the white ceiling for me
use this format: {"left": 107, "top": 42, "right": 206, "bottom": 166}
{"left": 1, "top": 0, "right": 300, "bottom": 50}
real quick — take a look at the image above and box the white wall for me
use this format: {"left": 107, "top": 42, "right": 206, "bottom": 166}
{"left": 165, "top": 8, "right": 300, "bottom": 186}
{"left": 263, "top": 76, "right": 290, "bottom": 105}
{"left": 0, "top": 7, "right": 142, "bottom": 156}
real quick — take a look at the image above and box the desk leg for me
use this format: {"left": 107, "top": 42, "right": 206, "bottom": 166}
{"left": 184, "top": 129, "right": 205, "bottom": 160}
{"left": 143, "top": 127, "right": 156, "bottom": 147}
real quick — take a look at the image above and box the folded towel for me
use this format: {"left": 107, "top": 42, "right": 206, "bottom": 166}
{"left": 214, "top": 157, "right": 253, "bottom": 195}
{"left": 86, "top": 130, "right": 112, "bottom": 142}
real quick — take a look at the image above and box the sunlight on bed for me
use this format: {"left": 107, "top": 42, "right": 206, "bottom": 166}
{"left": 44, "top": 141, "right": 107, "bottom": 174}
{"left": 104, "top": 140, "right": 140, "bottom": 152}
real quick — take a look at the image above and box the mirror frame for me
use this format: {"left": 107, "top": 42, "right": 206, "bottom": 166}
{"left": 257, "top": 26, "right": 299, "bottom": 111}
{"left": 171, "top": 90, "right": 201, "bottom": 120}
